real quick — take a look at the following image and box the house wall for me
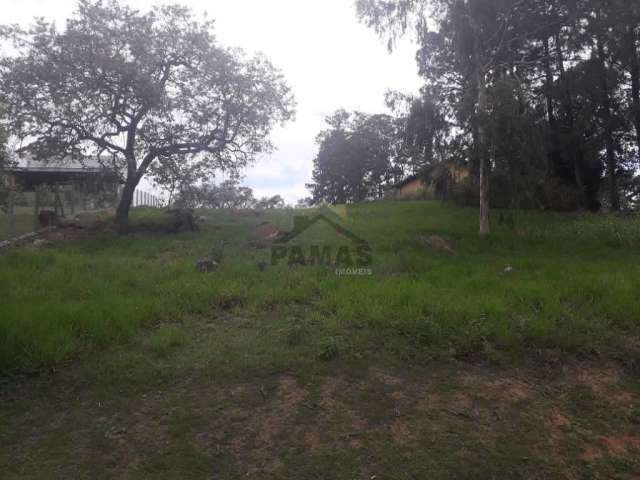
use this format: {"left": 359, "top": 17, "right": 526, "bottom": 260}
{"left": 397, "top": 179, "right": 430, "bottom": 199}
{"left": 389, "top": 164, "right": 471, "bottom": 201}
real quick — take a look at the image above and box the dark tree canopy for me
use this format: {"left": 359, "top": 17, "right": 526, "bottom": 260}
{"left": 307, "top": 110, "right": 401, "bottom": 204}
{"left": 175, "top": 179, "right": 256, "bottom": 210}
{"left": 0, "top": 0, "right": 295, "bottom": 230}
{"left": 356, "top": 0, "right": 640, "bottom": 224}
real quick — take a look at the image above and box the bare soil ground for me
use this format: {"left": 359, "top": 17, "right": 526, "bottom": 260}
{"left": 2, "top": 315, "right": 639, "bottom": 479}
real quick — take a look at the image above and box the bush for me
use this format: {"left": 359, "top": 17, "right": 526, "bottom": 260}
{"left": 450, "top": 177, "right": 479, "bottom": 207}
{"left": 131, "top": 209, "right": 198, "bottom": 234}
{"left": 451, "top": 175, "right": 584, "bottom": 212}
{"left": 536, "top": 178, "right": 582, "bottom": 212}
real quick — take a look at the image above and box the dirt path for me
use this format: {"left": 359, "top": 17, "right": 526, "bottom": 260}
{"left": 2, "top": 342, "right": 640, "bottom": 479}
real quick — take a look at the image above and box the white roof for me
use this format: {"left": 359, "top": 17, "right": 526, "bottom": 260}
{"left": 10, "top": 154, "right": 112, "bottom": 173}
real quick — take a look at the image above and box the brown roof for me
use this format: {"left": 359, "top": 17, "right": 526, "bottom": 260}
{"left": 386, "top": 174, "right": 423, "bottom": 191}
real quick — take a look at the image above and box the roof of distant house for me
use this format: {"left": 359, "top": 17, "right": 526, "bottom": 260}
{"left": 7, "top": 154, "right": 120, "bottom": 175}
{"left": 386, "top": 173, "right": 424, "bottom": 191}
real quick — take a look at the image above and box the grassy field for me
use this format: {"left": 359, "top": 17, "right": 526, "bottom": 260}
{"left": 2, "top": 201, "right": 640, "bottom": 371}
{"left": 1, "top": 201, "right": 640, "bottom": 478}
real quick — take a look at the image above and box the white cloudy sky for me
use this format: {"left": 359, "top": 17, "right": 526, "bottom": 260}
{"left": 5, "top": 0, "right": 422, "bottom": 203}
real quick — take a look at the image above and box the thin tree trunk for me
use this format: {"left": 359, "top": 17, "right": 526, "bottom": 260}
{"left": 628, "top": 25, "right": 640, "bottom": 154}
{"left": 596, "top": 33, "right": 620, "bottom": 211}
{"left": 555, "top": 34, "right": 584, "bottom": 193}
{"left": 475, "top": 47, "right": 490, "bottom": 235}
{"left": 543, "top": 36, "right": 558, "bottom": 178}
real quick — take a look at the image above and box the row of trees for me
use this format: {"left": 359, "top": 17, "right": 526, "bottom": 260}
{"left": 307, "top": 89, "right": 455, "bottom": 204}
{"left": 174, "top": 179, "right": 285, "bottom": 210}
{"left": 0, "top": 0, "right": 295, "bottom": 231}
{"left": 337, "top": 0, "right": 640, "bottom": 234}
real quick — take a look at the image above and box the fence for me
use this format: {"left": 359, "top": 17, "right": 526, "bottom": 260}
{"left": 1, "top": 184, "right": 162, "bottom": 241}
{"left": 133, "top": 189, "right": 161, "bottom": 208}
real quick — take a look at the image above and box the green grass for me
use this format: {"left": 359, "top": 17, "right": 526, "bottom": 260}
{"left": 1, "top": 202, "right": 640, "bottom": 373}
{"left": 3, "top": 203, "right": 640, "bottom": 478}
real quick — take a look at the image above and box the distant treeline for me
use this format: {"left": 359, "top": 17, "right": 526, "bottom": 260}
{"left": 174, "top": 179, "right": 286, "bottom": 210}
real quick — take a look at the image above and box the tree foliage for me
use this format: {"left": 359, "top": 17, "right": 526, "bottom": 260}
{"left": 174, "top": 178, "right": 286, "bottom": 210}
{"left": 0, "top": 0, "right": 295, "bottom": 230}
{"left": 357, "top": 0, "right": 640, "bottom": 227}
{"left": 307, "top": 110, "right": 402, "bottom": 204}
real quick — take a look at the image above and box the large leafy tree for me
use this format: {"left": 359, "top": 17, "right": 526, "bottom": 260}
{"left": 385, "top": 89, "right": 450, "bottom": 177}
{"left": 308, "top": 110, "right": 400, "bottom": 204}
{"left": 193, "top": 179, "right": 256, "bottom": 209}
{"left": 0, "top": 0, "right": 295, "bottom": 231}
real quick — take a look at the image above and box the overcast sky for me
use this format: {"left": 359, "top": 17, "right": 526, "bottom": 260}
{"left": 5, "top": 0, "right": 422, "bottom": 203}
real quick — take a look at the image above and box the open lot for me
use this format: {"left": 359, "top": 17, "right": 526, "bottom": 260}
{"left": 2, "top": 201, "right": 640, "bottom": 478}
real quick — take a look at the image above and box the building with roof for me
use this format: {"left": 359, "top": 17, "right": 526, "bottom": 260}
{"left": 2, "top": 155, "right": 123, "bottom": 215}
{"left": 386, "top": 162, "right": 470, "bottom": 201}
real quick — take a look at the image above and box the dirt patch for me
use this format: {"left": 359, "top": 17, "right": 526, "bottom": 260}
{"left": 304, "top": 429, "right": 322, "bottom": 451}
{"left": 257, "top": 376, "right": 309, "bottom": 447}
{"left": 574, "top": 364, "right": 622, "bottom": 395}
{"left": 319, "top": 377, "right": 340, "bottom": 409}
{"left": 254, "top": 222, "right": 281, "bottom": 241}
{"left": 600, "top": 434, "right": 640, "bottom": 456}
{"left": 478, "top": 377, "right": 531, "bottom": 403}
{"left": 4, "top": 360, "right": 640, "bottom": 478}
{"left": 417, "top": 234, "right": 456, "bottom": 255}
{"left": 545, "top": 409, "right": 571, "bottom": 430}
{"left": 580, "top": 435, "right": 640, "bottom": 463}
{"left": 276, "top": 376, "right": 309, "bottom": 408}
{"left": 568, "top": 362, "right": 638, "bottom": 408}
{"left": 417, "top": 391, "right": 473, "bottom": 412}
{"left": 580, "top": 445, "right": 603, "bottom": 462}
{"left": 389, "top": 419, "right": 417, "bottom": 445}
{"left": 369, "top": 367, "right": 405, "bottom": 387}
